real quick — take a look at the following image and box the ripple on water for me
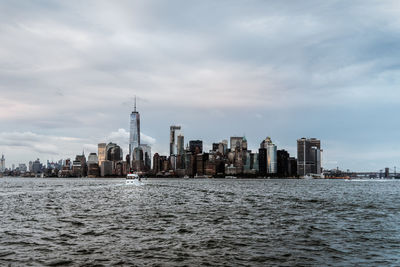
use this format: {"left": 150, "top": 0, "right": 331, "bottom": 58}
{"left": 1, "top": 178, "right": 400, "bottom": 266}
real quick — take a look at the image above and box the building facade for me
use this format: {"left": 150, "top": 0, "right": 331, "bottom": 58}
{"left": 297, "top": 138, "right": 322, "bottom": 176}
{"left": 129, "top": 98, "right": 140, "bottom": 163}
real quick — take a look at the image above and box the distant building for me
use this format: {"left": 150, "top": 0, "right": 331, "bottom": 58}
{"left": 288, "top": 157, "right": 297, "bottom": 177}
{"left": 277, "top": 150, "right": 290, "bottom": 177}
{"left": 260, "top": 137, "right": 277, "bottom": 174}
{"left": 153, "top": 153, "right": 161, "bottom": 174}
{"left": 100, "top": 160, "right": 113, "bottom": 177}
{"left": 230, "top": 137, "right": 247, "bottom": 151}
{"left": 106, "top": 143, "right": 123, "bottom": 162}
{"left": 297, "top": 138, "right": 322, "bottom": 176}
{"left": 32, "top": 159, "right": 42, "bottom": 174}
{"left": 170, "top": 125, "right": 181, "bottom": 155}
{"left": 141, "top": 144, "right": 152, "bottom": 170}
{"left": 129, "top": 97, "right": 140, "bottom": 163}
{"left": 0, "top": 154, "right": 5, "bottom": 172}
{"left": 18, "top": 163, "right": 27, "bottom": 173}
{"left": 177, "top": 135, "right": 185, "bottom": 156}
{"left": 98, "top": 143, "right": 106, "bottom": 166}
{"left": 258, "top": 148, "right": 267, "bottom": 175}
{"left": 189, "top": 140, "right": 203, "bottom": 154}
{"left": 87, "top": 153, "right": 98, "bottom": 164}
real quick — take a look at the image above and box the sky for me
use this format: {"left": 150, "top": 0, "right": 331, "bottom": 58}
{"left": 1, "top": 0, "right": 400, "bottom": 171}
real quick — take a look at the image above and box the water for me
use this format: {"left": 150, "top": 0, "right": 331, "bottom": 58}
{"left": 1, "top": 178, "right": 399, "bottom": 266}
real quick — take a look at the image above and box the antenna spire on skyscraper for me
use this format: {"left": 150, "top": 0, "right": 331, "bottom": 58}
{"left": 134, "top": 95, "right": 136, "bottom": 112}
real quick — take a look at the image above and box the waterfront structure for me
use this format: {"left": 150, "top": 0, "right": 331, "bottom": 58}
{"left": 297, "top": 138, "right": 322, "bottom": 176}
{"left": 98, "top": 143, "right": 106, "bottom": 166}
{"left": 0, "top": 154, "right": 5, "bottom": 172}
{"left": 169, "top": 125, "right": 181, "bottom": 155}
{"left": 129, "top": 97, "right": 140, "bottom": 163}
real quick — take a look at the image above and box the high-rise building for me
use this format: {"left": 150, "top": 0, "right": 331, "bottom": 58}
{"left": 260, "top": 137, "right": 277, "bottom": 174}
{"left": 0, "top": 154, "right": 5, "bottom": 172}
{"left": 297, "top": 138, "right": 322, "bottom": 176}
{"left": 288, "top": 157, "right": 297, "bottom": 177}
{"left": 98, "top": 143, "right": 106, "bottom": 166}
{"left": 32, "top": 159, "right": 42, "bottom": 174}
{"left": 129, "top": 97, "right": 140, "bottom": 161}
{"left": 189, "top": 140, "right": 203, "bottom": 154}
{"left": 88, "top": 153, "right": 99, "bottom": 164}
{"left": 230, "top": 137, "right": 247, "bottom": 151}
{"left": 87, "top": 153, "right": 99, "bottom": 178}
{"left": 169, "top": 125, "right": 181, "bottom": 155}
{"left": 106, "top": 143, "right": 123, "bottom": 162}
{"left": 258, "top": 148, "right": 267, "bottom": 175}
{"left": 177, "top": 135, "right": 184, "bottom": 156}
{"left": 141, "top": 144, "right": 152, "bottom": 170}
{"left": 277, "top": 150, "right": 290, "bottom": 177}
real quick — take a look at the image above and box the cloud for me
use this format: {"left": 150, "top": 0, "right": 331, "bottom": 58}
{"left": 1, "top": 0, "right": 400, "bottom": 170}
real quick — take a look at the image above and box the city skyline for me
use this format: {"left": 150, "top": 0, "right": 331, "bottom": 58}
{"left": 1, "top": 1, "right": 400, "bottom": 171}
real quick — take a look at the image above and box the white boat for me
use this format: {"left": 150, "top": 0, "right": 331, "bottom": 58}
{"left": 126, "top": 173, "right": 144, "bottom": 185}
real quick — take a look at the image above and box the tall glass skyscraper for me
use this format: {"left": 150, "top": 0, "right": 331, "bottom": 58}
{"left": 129, "top": 98, "right": 140, "bottom": 161}
{"left": 260, "top": 137, "right": 277, "bottom": 174}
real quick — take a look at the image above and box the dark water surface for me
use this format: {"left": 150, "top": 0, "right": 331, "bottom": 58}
{"left": 1, "top": 178, "right": 400, "bottom": 266}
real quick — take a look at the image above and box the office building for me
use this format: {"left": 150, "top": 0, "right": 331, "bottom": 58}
{"left": 177, "top": 135, "right": 184, "bottom": 155}
{"left": 258, "top": 148, "right": 267, "bottom": 175}
{"left": 277, "top": 150, "right": 290, "bottom": 177}
{"left": 230, "top": 137, "right": 247, "bottom": 151}
{"left": 260, "top": 137, "right": 277, "bottom": 174}
{"left": 288, "top": 157, "right": 297, "bottom": 177}
{"left": 129, "top": 97, "right": 140, "bottom": 163}
{"left": 297, "top": 138, "right": 322, "bottom": 176}
{"left": 106, "top": 143, "right": 123, "bottom": 162}
{"left": 32, "top": 159, "right": 42, "bottom": 174}
{"left": 189, "top": 140, "right": 203, "bottom": 154}
{"left": 87, "top": 153, "right": 98, "bottom": 164}
{"left": 100, "top": 160, "right": 113, "bottom": 177}
{"left": 98, "top": 143, "right": 106, "bottom": 166}
{"left": 141, "top": 144, "right": 152, "bottom": 170}
{"left": 0, "top": 154, "right": 5, "bottom": 172}
{"left": 169, "top": 125, "right": 181, "bottom": 155}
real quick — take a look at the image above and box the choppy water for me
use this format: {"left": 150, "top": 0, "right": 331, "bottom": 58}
{"left": 1, "top": 178, "right": 400, "bottom": 266}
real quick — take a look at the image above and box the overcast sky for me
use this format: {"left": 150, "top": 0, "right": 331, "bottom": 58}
{"left": 1, "top": 0, "right": 400, "bottom": 171}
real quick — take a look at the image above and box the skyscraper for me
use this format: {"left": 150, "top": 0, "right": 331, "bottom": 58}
{"left": 98, "top": 143, "right": 106, "bottom": 166}
{"left": 297, "top": 138, "right": 322, "bottom": 176}
{"left": 260, "top": 137, "right": 277, "bottom": 174}
{"left": 177, "top": 134, "right": 184, "bottom": 156}
{"left": 169, "top": 125, "right": 181, "bottom": 155}
{"left": 189, "top": 140, "right": 203, "bottom": 154}
{"left": 0, "top": 154, "right": 5, "bottom": 172}
{"left": 129, "top": 96, "right": 140, "bottom": 161}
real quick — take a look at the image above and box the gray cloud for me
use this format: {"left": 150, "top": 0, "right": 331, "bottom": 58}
{"left": 1, "top": 0, "right": 400, "bottom": 170}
